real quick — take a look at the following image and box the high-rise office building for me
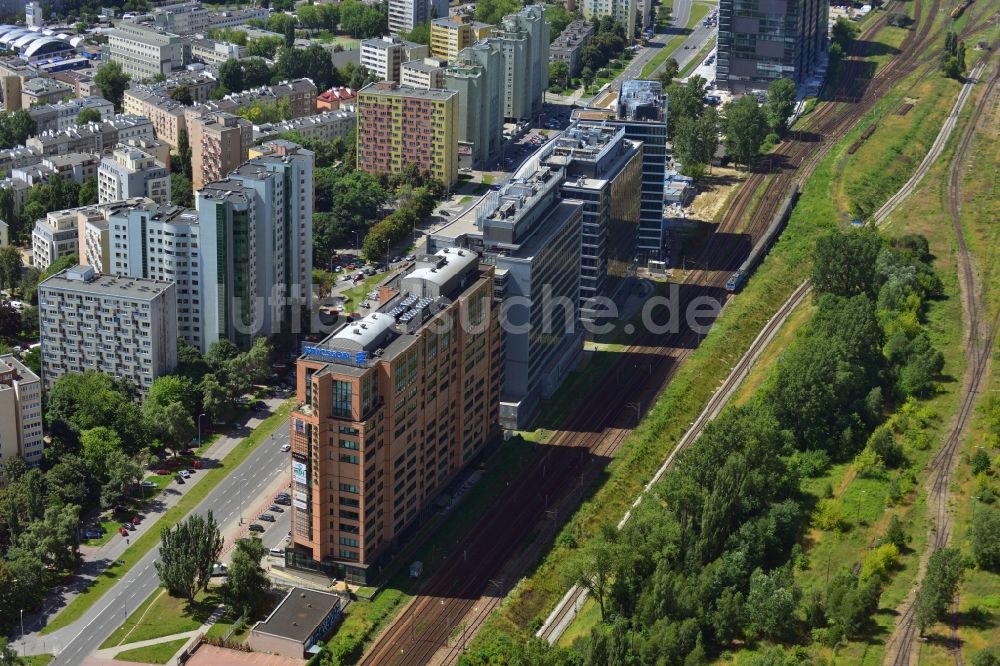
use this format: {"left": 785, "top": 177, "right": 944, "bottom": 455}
{"left": 445, "top": 41, "right": 504, "bottom": 168}
{"left": 388, "top": 0, "right": 449, "bottom": 35}
{"left": 717, "top": 0, "right": 827, "bottom": 92}
{"left": 573, "top": 80, "right": 668, "bottom": 261}
{"left": 429, "top": 160, "right": 584, "bottom": 429}
{"left": 189, "top": 111, "right": 252, "bottom": 191}
{"left": 539, "top": 122, "right": 643, "bottom": 322}
{"left": 429, "top": 15, "right": 492, "bottom": 61}
{"left": 0, "top": 354, "right": 43, "bottom": 480}
{"left": 98, "top": 145, "right": 171, "bottom": 204}
{"left": 197, "top": 140, "right": 314, "bottom": 349}
{"left": 38, "top": 265, "right": 177, "bottom": 394}
{"left": 357, "top": 82, "right": 458, "bottom": 187}
{"left": 287, "top": 248, "right": 501, "bottom": 583}
{"left": 488, "top": 5, "right": 549, "bottom": 121}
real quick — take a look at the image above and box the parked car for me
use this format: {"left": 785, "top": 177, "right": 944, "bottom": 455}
{"left": 191, "top": 459, "right": 203, "bottom": 469}
{"left": 269, "top": 547, "right": 285, "bottom": 557}
{"left": 141, "top": 480, "right": 156, "bottom": 488}
{"left": 175, "top": 475, "right": 185, "bottom": 484}
{"left": 84, "top": 529, "right": 104, "bottom": 539}
{"left": 259, "top": 513, "right": 275, "bottom": 522}
{"left": 131, "top": 515, "right": 142, "bottom": 525}
{"left": 211, "top": 563, "right": 228, "bottom": 577}
{"left": 121, "top": 522, "right": 135, "bottom": 531}
{"left": 248, "top": 523, "right": 265, "bottom": 533}
{"left": 269, "top": 504, "right": 284, "bottom": 512}
{"left": 274, "top": 496, "right": 291, "bottom": 506}
{"left": 280, "top": 443, "right": 291, "bottom": 452}
{"left": 156, "top": 468, "right": 171, "bottom": 475}
{"left": 118, "top": 527, "right": 129, "bottom": 537}
{"left": 178, "top": 470, "right": 190, "bottom": 479}
{"left": 405, "top": 254, "right": 416, "bottom": 261}
{"left": 165, "top": 459, "right": 181, "bottom": 468}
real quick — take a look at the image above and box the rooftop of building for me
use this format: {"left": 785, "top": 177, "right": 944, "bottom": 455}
{"left": 616, "top": 80, "right": 667, "bottom": 121}
{"left": 361, "top": 34, "right": 423, "bottom": 50}
{"left": 402, "top": 57, "right": 446, "bottom": 73}
{"left": 358, "top": 81, "right": 457, "bottom": 101}
{"left": 23, "top": 76, "right": 72, "bottom": 93}
{"left": 432, "top": 14, "right": 490, "bottom": 29}
{"left": 0, "top": 354, "right": 39, "bottom": 385}
{"left": 107, "top": 198, "right": 196, "bottom": 224}
{"left": 252, "top": 588, "right": 342, "bottom": 644}
{"left": 40, "top": 264, "right": 173, "bottom": 299}
{"left": 302, "top": 247, "right": 485, "bottom": 373}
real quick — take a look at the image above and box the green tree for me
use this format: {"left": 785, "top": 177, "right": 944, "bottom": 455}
{"left": 666, "top": 76, "right": 708, "bottom": 129}
{"left": 171, "top": 173, "right": 193, "bottom": 207}
{"left": 223, "top": 536, "right": 271, "bottom": 618}
{"left": 78, "top": 177, "right": 98, "bottom": 206}
{"left": 658, "top": 57, "right": 680, "bottom": 87}
{"left": 744, "top": 566, "right": 800, "bottom": 639}
{"left": 100, "top": 449, "right": 142, "bottom": 509}
{"left": 401, "top": 21, "right": 430, "bottom": 45}
{"left": 672, "top": 107, "right": 719, "bottom": 175}
{"left": 93, "top": 61, "right": 131, "bottom": 111}
{"left": 914, "top": 548, "right": 965, "bottom": 634}
{"left": 144, "top": 400, "right": 196, "bottom": 456}
{"left": 0, "top": 637, "right": 23, "bottom": 665}
{"left": 971, "top": 448, "right": 992, "bottom": 475}
{"left": 0, "top": 110, "right": 37, "bottom": 149}
{"left": 764, "top": 77, "right": 796, "bottom": 136}
{"left": 549, "top": 60, "right": 570, "bottom": 90}
{"left": 175, "top": 128, "right": 192, "bottom": 178}
{"left": 45, "top": 453, "right": 90, "bottom": 508}
{"left": 812, "top": 228, "right": 884, "bottom": 298}
{"left": 339, "top": 0, "right": 386, "bottom": 38}
{"left": 169, "top": 84, "right": 193, "bottom": 105}
{"left": 147, "top": 375, "right": 199, "bottom": 415}
{"left": 581, "top": 66, "right": 595, "bottom": 90}
{"left": 0, "top": 245, "right": 23, "bottom": 292}
{"left": 474, "top": 0, "right": 518, "bottom": 24}
{"left": 46, "top": 371, "right": 147, "bottom": 453}
{"left": 573, "top": 525, "right": 619, "bottom": 621}
{"left": 200, "top": 373, "right": 231, "bottom": 419}
{"left": 723, "top": 95, "right": 767, "bottom": 168}
{"left": 16, "top": 502, "right": 81, "bottom": 571}
{"left": 971, "top": 507, "right": 1000, "bottom": 571}
{"left": 155, "top": 512, "right": 223, "bottom": 599}
{"left": 80, "top": 426, "right": 124, "bottom": 479}
{"left": 76, "top": 107, "right": 103, "bottom": 125}
{"left": 283, "top": 18, "right": 295, "bottom": 47}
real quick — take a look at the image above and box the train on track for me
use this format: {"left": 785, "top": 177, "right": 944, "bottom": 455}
{"left": 950, "top": 0, "right": 971, "bottom": 19}
{"left": 726, "top": 183, "right": 800, "bottom": 292}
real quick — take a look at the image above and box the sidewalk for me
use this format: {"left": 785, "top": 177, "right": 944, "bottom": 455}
{"left": 15, "top": 396, "right": 289, "bottom": 641}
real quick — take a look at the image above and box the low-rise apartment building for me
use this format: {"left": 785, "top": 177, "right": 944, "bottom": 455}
{"left": 26, "top": 115, "right": 155, "bottom": 157}
{"left": 28, "top": 96, "right": 115, "bottom": 133}
{"left": 400, "top": 58, "right": 446, "bottom": 89}
{"left": 287, "top": 247, "right": 501, "bottom": 583}
{"left": 252, "top": 110, "right": 357, "bottom": 144}
{"left": 549, "top": 18, "right": 595, "bottom": 76}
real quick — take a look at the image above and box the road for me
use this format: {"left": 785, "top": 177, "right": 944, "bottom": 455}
{"left": 27, "top": 423, "right": 294, "bottom": 665}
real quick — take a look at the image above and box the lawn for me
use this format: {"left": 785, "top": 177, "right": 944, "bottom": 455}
{"left": 23, "top": 656, "right": 54, "bottom": 666}
{"left": 41, "top": 400, "right": 295, "bottom": 635}
{"left": 100, "top": 588, "right": 219, "bottom": 649}
{"left": 340, "top": 272, "right": 390, "bottom": 311}
{"left": 205, "top": 613, "right": 251, "bottom": 643}
{"left": 314, "top": 32, "right": 360, "bottom": 50}
{"left": 114, "top": 638, "right": 190, "bottom": 665}
{"left": 639, "top": 3, "right": 711, "bottom": 79}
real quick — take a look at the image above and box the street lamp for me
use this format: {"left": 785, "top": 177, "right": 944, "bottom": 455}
{"left": 197, "top": 413, "right": 207, "bottom": 446}
{"left": 20, "top": 608, "right": 24, "bottom": 657}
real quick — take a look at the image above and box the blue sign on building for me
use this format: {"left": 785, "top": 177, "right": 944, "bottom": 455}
{"left": 303, "top": 346, "right": 369, "bottom": 367}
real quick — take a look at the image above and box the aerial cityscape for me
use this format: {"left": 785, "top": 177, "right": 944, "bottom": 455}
{"left": 0, "top": 0, "right": 996, "bottom": 663}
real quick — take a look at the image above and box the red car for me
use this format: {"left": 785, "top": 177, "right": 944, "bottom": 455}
{"left": 165, "top": 459, "right": 182, "bottom": 467}
{"left": 131, "top": 515, "right": 141, "bottom": 525}
{"left": 191, "top": 459, "right": 203, "bottom": 469}
{"left": 156, "top": 468, "right": 171, "bottom": 475}
{"left": 118, "top": 527, "right": 129, "bottom": 537}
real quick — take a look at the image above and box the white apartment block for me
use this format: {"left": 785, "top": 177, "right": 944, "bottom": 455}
{"left": 98, "top": 145, "right": 171, "bottom": 204}
{"left": 388, "top": 0, "right": 448, "bottom": 35}
{"left": 107, "top": 23, "right": 185, "bottom": 80}
{"left": 106, "top": 201, "right": 205, "bottom": 351}
{"left": 0, "top": 355, "right": 44, "bottom": 480}
{"left": 360, "top": 35, "right": 428, "bottom": 83}
{"left": 38, "top": 265, "right": 177, "bottom": 394}
{"left": 400, "top": 58, "right": 447, "bottom": 89}
{"left": 32, "top": 209, "right": 80, "bottom": 270}
{"left": 29, "top": 97, "right": 116, "bottom": 134}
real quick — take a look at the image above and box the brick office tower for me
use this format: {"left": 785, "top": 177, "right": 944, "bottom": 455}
{"left": 287, "top": 248, "right": 501, "bottom": 583}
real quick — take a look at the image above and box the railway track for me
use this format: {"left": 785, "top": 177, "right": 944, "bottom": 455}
{"left": 358, "top": 3, "right": 959, "bottom": 663}
{"left": 881, "top": 56, "right": 999, "bottom": 666}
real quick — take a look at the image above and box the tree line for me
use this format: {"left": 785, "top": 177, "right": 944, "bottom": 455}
{"left": 460, "top": 228, "right": 952, "bottom": 665}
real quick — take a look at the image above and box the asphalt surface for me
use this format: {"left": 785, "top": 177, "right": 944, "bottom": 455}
{"left": 34, "top": 425, "right": 293, "bottom": 665}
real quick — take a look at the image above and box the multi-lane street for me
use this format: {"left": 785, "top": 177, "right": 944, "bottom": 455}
{"left": 23, "top": 419, "right": 294, "bottom": 665}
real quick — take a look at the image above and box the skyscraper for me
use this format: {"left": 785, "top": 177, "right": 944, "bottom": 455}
{"left": 488, "top": 5, "right": 549, "bottom": 122}
{"left": 717, "top": 0, "right": 828, "bottom": 92}
{"left": 573, "top": 80, "right": 668, "bottom": 261}
{"left": 444, "top": 41, "right": 503, "bottom": 167}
